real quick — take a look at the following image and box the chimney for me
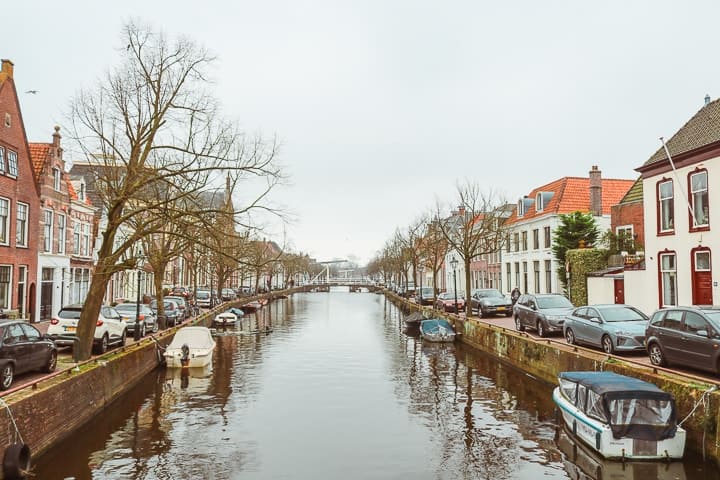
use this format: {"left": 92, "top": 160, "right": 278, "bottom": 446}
{"left": 589, "top": 165, "right": 602, "bottom": 216}
{"left": 705, "top": 94, "right": 711, "bottom": 106}
{"left": 0, "top": 59, "right": 13, "bottom": 82}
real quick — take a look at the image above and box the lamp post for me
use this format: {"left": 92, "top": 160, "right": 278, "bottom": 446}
{"left": 450, "top": 256, "right": 459, "bottom": 315}
{"left": 135, "top": 262, "right": 143, "bottom": 341}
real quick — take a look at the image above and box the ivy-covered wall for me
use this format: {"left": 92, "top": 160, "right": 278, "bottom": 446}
{"left": 566, "top": 248, "right": 606, "bottom": 306}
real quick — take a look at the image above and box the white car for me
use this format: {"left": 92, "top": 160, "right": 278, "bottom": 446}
{"left": 48, "top": 304, "right": 127, "bottom": 354}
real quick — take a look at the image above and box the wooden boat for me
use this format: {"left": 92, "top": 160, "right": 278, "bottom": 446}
{"left": 403, "top": 311, "right": 426, "bottom": 326}
{"left": 213, "top": 311, "right": 237, "bottom": 325}
{"left": 553, "top": 371, "right": 685, "bottom": 461}
{"left": 419, "top": 318, "right": 456, "bottom": 342}
{"left": 164, "top": 326, "right": 216, "bottom": 368}
{"left": 240, "top": 301, "right": 263, "bottom": 313}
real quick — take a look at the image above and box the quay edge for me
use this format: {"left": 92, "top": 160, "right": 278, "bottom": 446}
{"left": 388, "top": 292, "right": 720, "bottom": 466}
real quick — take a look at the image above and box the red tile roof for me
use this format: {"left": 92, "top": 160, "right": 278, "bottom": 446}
{"left": 507, "top": 177, "right": 635, "bottom": 224}
{"left": 28, "top": 142, "right": 50, "bottom": 181}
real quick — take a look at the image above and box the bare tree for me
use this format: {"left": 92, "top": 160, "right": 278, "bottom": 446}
{"left": 418, "top": 214, "right": 448, "bottom": 301}
{"left": 438, "top": 182, "right": 509, "bottom": 315}
{"left": 68, "top": 21, "right": 282, "bottom": 360}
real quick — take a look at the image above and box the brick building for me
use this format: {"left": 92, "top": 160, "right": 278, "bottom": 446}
{"left": 0, "top": 60, "right": 40, "bottom": 319}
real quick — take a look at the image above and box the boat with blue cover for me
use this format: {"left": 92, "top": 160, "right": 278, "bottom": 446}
{"left": 553, "top": 371, "right": 685, "bottom": 461}
{"left": 419, "top": 318, "right": 456, "bottom": 342}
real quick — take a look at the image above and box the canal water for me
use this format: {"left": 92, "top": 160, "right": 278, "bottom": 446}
{"left": 35, "top": 290, "right": 720, "bottom": 479}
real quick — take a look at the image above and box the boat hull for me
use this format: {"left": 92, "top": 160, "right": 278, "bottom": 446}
{"left": 419, "top": 319, "right": 456, "bottom": 343}
{"left": 553, "top": 387, "right": 685, "bottom": 460}
{"left": 213, "top": 313, "right": 237, "bottom": 325}
{"left": 164, "top": 346, "right": 214, "bottom": 368}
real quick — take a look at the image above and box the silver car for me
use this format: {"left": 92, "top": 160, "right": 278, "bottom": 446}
{"left": 563, "top": 304, "right": 648, "bottom": 354}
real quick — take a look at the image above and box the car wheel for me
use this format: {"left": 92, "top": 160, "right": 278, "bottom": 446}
{"left": 479, "top": 308, "right": 485, "bottom": 318}
{"left": 536, "top": 320, "right": 546, "bottom": 338}
{"left": 44, "top": 350, "right": 57, "bottom": 373}
{"left": 121, "top": 329, "right": 127, "bottom": 346}
{"left": 94, "top": 334, "right": 109, "bottom": 354}
{"left": 153, "top": 322, "right": 159, "bottom": 333}
{"left": 515, "top": 315, "right": 525, "bottom": 332}
{"left": 141, "top": 324, "right": 146, "bottom": 337}
{"left": 601, "top": 335, "right": 614, "bottom": 354}
{"left": 0, "top": 364, "right": 13, "bottom": 390}
{"left": 648, "top": 343, "right": 667, "bottom": 367}
{"left": 565, "top": 328, "right": 575, "bottom": 345}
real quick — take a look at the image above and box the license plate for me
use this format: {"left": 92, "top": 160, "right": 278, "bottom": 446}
{"left": 66, "top": 326, "right": 76, "bottom": 333}
{"left": 497, "top": 307, "right": 505, "bottom": 311}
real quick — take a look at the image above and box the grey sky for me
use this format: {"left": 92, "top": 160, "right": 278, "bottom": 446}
{"left": 6, "top": 1, "right": 720, "bottom": 264}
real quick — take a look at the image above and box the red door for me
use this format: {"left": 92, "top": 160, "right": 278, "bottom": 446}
{"left": 614, "top": 279, "right": 625, "bottom": 304}
{"left": 692, "top": 248, "right": 713, "bottom": 306}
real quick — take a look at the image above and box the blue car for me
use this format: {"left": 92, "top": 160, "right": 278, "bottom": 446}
{"left": 563, "top": 304, "right": 648, "bottom": 354}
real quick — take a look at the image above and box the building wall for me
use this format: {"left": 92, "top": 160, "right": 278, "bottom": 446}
{"left": 586, "top": 276, "right": 615, "bottom": 305}
{"left": 610, "top": 200, "right": 645, "bottom": 251}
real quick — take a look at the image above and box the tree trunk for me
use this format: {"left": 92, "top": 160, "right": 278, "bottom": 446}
{"left": 74, "top": 261, "right": 113, "bottom": 361}
{"left": 464, "top": 260, "right": 472, "bottom": 316}
{"left": 153, "top": 274, "right": 167, "bottom": 330}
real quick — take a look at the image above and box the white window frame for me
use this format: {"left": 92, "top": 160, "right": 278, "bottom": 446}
{"left": 52, "top": 168, "right": 61, "bottom": 191}
{"left": 660, "top": 252, "right": 677, "bottom": 307}
{"left": 0, "top": 198, "right": 9, "bottom": 245}
{"left": 615, "top": 225, "right": 634, "bottom": 252}
{"left": 695, "top": 250, "right": 711, "bottom": 272}
{"left": 517, "top": 199, "right": 524, "bottom": 217}
{"left": 43, "top": 209, "right": 54, "bottom": 253}
{"left": 6, "top": 150, "right": 17, "bottom": 177}
{"left": 659, "top": 180, "right": 674, "bottom": 232}
{"left": 73, "top": 221, "right": 80, "bottom": 255}
{"left": 57, "top": 213, "right": 66, "bottom": 254}
{"left": 690, "top": 171, "right": 709, "bottom": 227}
{"left": 81, "top": 223, "right": 90, "bottom": 257}
{"left": 15, "top": 202, "right": 28, "bottom": 248}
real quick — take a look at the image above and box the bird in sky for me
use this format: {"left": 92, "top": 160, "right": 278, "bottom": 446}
{"left": 25, "top": 90, "right": 38, "bottom": 94}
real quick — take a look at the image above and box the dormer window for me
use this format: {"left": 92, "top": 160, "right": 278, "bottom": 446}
{"left": 79, "top": 183, "right": 86, "bottom": 201}
{"left": 535, "top": 191, "right": 554, "bottom": 212}
{"left": 53, "top": 168, "right": 61, "bottom": 191}
{"left": 517, "top": 199, "right": 525, "bottom": 217}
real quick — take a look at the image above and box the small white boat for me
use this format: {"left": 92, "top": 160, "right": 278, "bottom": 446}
{"left": 214, "top": 311, "right": 237, "bottom": 325}
{"left": 553, "top": 371, "right": 685, "bottom": 461}
{"left": 164, "top": 326, "right": 216, "bottom": 368}
{"left": 419, "top": 318, "right": 456, "bottom": 342}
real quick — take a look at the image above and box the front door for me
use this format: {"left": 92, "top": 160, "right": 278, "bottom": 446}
{"left": 614, "top": 279, "right": 625, "bottom": 304}
{"left": 692, "top": 249, "right": 713, "bottom": 306}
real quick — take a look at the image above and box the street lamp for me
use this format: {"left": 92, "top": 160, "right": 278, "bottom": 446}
{"left": 135, "top": 257, "right": 144, "bottom": 341}
{"left": 450, "top": 256, "right": 459, "bottom": 314}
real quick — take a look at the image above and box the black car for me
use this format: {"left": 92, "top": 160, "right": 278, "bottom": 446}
{"left": 470, "top": 289, "right": 513, "bottom": 317}
{"left": 645, "top": 306, "right": 720, "bottom": 373}
{"left": 0, "top": 320, "right": 57, "bottom": 390}
{"left": 149, "top": 299, "right": 181, "bottom": 328}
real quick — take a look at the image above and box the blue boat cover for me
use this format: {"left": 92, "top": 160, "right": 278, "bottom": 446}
{"left": 420, "top": 318, "right": 454, "bottom": 333}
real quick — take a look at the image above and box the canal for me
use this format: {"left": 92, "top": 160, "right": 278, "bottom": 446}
{"left": 34, "top": 290, "right": 720, "bottom": 479}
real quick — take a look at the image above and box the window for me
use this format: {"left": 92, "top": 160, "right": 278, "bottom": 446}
{"left": 532, "top": 229, "right": 539, "bottom": 249}
{"left": 658, "top": 180, "right": 674, "bottom": 233}
{"left": 43, "top": 210, "right": 53, "bottom": 252}
{"left": 513, "top": 233, "right": 520, "bottom": 252}
{"left": 57, "top": 214, "right": 66, "bottom": 254}
{"left": 517, "top": 199, "right": 525, "bottom": 217}
{"left": 73, "top": 222, "right": 80, "bottom": 255}
{"left": 505, "top": 234, "right": 511, "bottom": 253}
{"left": 684, "top": 312, "right": 708, "bottom": 335}
{"left": 81, "top": 223, "right": 91, "bottom": 256}
{"left": 506, "top": 263, "right": 511, "bottom": 291}
{"left": 53, "top": 168, "right": 61, "bottom": 191}
{"left": 0, "top": 198, "right": 9, "bottom": 245}
{"left": 545, "top": 260, "right": 552, "bottom": 293}
{"left": 660, "top": 252, "right": 677, "bottom": 307}
{"left": 544, "top": 226, "right": 551, "bottom": 248}
{"left": 79, "top": 183, "right": 86, "bottom": 201}
{"left": 695, "top": 250, "right": 711, "bottom": 271}
{"left": 514, "top": 262, "right": 520, "bottom": 288}
{"left": 0, "top": 147, "right": 5, "bottom": 174}
{"left": 615, "top": 225, "right": 634, "bottom": 252}
{"left": 533, "top": 261, "right": 540, "bottom": 293}
{"left": 521, "top": 231, "right": 528, "bottom": 251}
{"left": 522, "top": 262, "right": 528, "bottom": 293}
{"left": 689, "top": 170, "right": 709, "bottom": 228}
{"left": 0, "top": 266, "right": 11, "bottom": 309}
{"left": 662, "top": 310, "right": 682, "bottom": 330}
{"left": 536, "top": 193, "right": 544, "bottom": 212}
{"left": 15, "top": 202, "right": 27, "bottom": 248}
{"left": 7, "top": 151, "right": 17, "bottom": 177}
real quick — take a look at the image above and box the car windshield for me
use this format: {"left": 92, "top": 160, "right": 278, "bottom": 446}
{"left": 536, "top": 296, "right": 572, "bottom": 309}
{"left": 115, "top": 304, "right": 140, "bottom": 312}
{"left": 58, "top": 309, "right": 82, "bottom": 319}
{"left": 600, "top": 306, "right": 647, "bottom": 322}
{"left": 476, "top": 290, "right": 503, "bottom": 298}
{"left": 196, "top": 291, "right": 210, "bottom": 299}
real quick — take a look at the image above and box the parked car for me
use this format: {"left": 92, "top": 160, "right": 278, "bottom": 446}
{"left": 470, "top": 289, "right": 513, "bottom": 317}
{"left": 563, "top": 304, "right": 649, "bottom": 354}
{"left": 434, "top": 292, "right": 465, "bottom": 313}
{"left": 221, "top": 288, "right": 236, "bottom": 301}
{"left": 149, "top": 299, "right": 181, "bottom": 328}
{"left": 0, "top": 320, "right": 57, "bottom": 389}
{"left": 417, "top": 287, "right": 435, "bottom": 306}
{"left": 171, "top": 286, "right": 192, "bottom": 299}
{"left": 514, "top": 293, "right": 573, "bottom": 337}
{"left": 48, "top": 304, "right": 127, "bottom": 354}
{"left": 195, "top": 290, "right": 212, "bottom": 308}
{"left": 165, "top": 295, "right": 191, "bottom": 320}
{"left": 114, "top": 303, "right": 158, "bottom": 336}
{"left": 645, "top": 306, "right": 720, "bottom": 373}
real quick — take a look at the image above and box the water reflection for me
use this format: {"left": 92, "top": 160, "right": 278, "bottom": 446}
{"left": 33, "top": 294, "right": 720, "bottom": 479}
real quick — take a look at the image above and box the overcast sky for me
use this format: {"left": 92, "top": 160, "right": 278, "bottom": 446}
{"left": 6, "top": 1, "right": 720, "bottom": 264}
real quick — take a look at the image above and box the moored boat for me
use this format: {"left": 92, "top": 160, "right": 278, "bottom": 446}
{"left": 419, "top": 318, "right": 456, "bottom": 342}
{"left": 164, "top": 326, "right": 216, "bottom": 368}
{"left": 240, "top": 301, "right": 263, "bottom": 313}
{"left": 213, "top": 311, "right": 237, "bottom": 325}
{"left": 553, "top": 371, "right": 685, "bottom": 461}
{"left": 403, "top": 311, "right": 426, "bottom": 326}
